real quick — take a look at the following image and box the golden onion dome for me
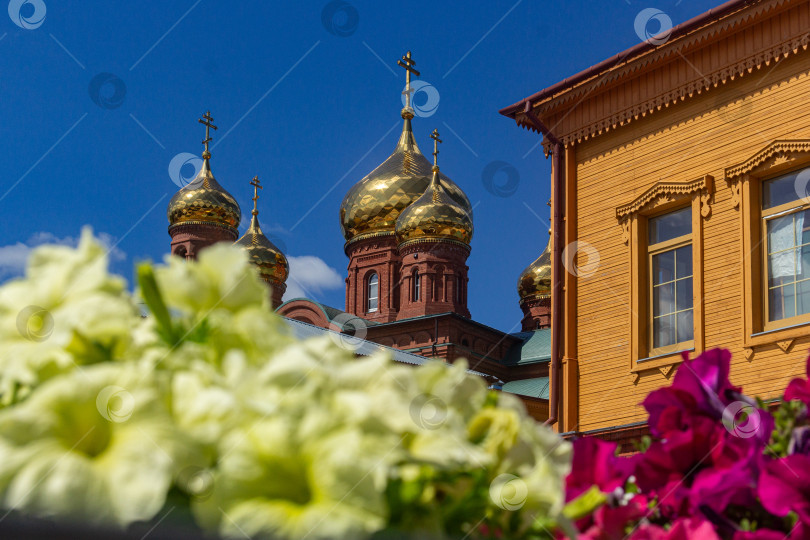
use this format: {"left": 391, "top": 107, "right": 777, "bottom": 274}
{"left": 339, "top": 113, "right": 472, "bottom": 246}
{"left": 518, "top": 238, "right": 551, "bottom": 302}
{"left": 235, "top": 212, "right": 289, "bottom": 284}
{"left": 395, "top": 164, "right": 473, "bottom": 247}
{"left": 167, "top": 157, "right": 241, "bottom": 234}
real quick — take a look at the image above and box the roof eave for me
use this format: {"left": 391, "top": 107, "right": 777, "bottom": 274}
{"left": 498, "top": 0, "right": 760, "bottom": 122}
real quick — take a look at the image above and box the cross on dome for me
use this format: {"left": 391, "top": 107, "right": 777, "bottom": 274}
{"left": 198, "top": 111, "right": 218, "bottom": 158}
{"left": 430, "top": 128, "right": 442, "bottom": 167}
{"left": 397, "top": 51, "right": 420, "bottom": 117}
{"left": 250, "top": 175, "right": 262, "bottom": 216}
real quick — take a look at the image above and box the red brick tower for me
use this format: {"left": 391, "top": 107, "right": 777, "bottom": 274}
{"left": 339, "top": 52, "right": 472, "bottom": 323}
{"left": 167, "top": 112, "right": 240, "bottom": 259}
{"left": 395, "top": 129, "right": 473, "bottom": 319}
{"left": 517, "top": 236, "right": 552, "bottom": 331}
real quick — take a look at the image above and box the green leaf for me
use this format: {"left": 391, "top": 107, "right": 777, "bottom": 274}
{"left": 562, "top": 485, "right": 607, "bottom": 521}
{"left": 137, "top": 263, "right": 177, "bottom": 345}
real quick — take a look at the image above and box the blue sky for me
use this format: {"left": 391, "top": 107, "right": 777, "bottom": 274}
{"left": 0, "top": 0, "right": 720, "bottom": 332}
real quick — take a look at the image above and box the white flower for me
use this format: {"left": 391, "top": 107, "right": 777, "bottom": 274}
{"left": 0, "top": 228, "right": 140, "bottom": 405}
{"left": 0, "top": 363, "right": 200, "bottom": 526}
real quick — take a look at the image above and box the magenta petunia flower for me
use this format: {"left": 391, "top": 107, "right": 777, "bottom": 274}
{"left": 578, "top": 495, "right": 649, "bottom": 539}
{"left": 733, "top": 529, "right": 794, "bottom": 540}
{"left": 785, "top": 355, "right": 810, "bottom": 405}
{"left": 758, "top": 454, "right": 810, "bottom": 522}
{"left": 628, "top": 517, "right": 721, "bottom": 539}
{"left": 566, "top": 438, "right": 635, "bottom": 502}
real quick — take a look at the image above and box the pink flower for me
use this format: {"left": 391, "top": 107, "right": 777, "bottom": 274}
{"left": 758, "top": 454, "right": 810, "bottom": 523}
{"left": 628, "top": 517, "right": 721, "bottom": 539}
{"left": 734, "top": 530, "right": 791, "bottom": 540}
{"left": 785, "top": 355, "right": 810, "bottom": 405}
{"left": 566, "top": 438, "right": 634, "bottom": 502}
{"left": 577, "top": 495, "right": 650, "bottom": 539}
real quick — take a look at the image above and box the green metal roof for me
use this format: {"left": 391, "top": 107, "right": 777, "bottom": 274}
{"left": 501, "top": 328, "right": 551, "bottom": 366}
{"left": 502, "top": 377, "right": 550, "bottom": 399}
{"left": 282, "top": 318, "right": 423, "bottom": 365}
{"left": 276, "top": 299, "right": 378, "bottom": 326}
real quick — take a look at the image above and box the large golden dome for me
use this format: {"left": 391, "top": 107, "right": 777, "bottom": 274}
{"left": 518, "top": 238, "right": 551, "bottom": 302}
{"left": 339, "top": 114, "right": 472, "bottom": 246}
{"left": 395, "top": 164, "right": 473, "bottom": 247}
{"left": 167, "top": 157, "right": 241, "bottom": 234}
{"left": 235, "top": 212, "right": 289, "bottom": 284}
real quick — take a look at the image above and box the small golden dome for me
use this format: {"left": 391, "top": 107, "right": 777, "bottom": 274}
{"left": 395, "top": 165, "right": 473, "bottom": 247}
{"left": 518, "top": 238, "right": 551, "bottom": 302}
{"left": 339, "top": 115, "right": 472, "bottom": 246}
{"left": 167, "top": 158, "right": 241, "bottom": 234}
{"left": 235, "top": 213, "right": 289, "bottom": 284}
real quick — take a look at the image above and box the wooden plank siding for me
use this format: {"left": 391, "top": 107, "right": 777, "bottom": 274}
{"left": 572, "top": 47, "right": 810, "bottom": 432}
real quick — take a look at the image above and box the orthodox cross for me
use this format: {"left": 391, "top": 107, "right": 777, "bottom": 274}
{"left": 198, "top": 111, "right": 218, "bottom": 157}
{"left": 250, "top": 175, "right": 262, "bottom": 215}
{"left": 397, "top": 51, "right": 420, "bottom": 111}
{"left": 430, "top": 128, "right": 442, "bottom": 167}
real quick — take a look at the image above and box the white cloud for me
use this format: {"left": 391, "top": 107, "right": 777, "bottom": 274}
{"left": 283, "top": 255, "right": 343, "bottom": 301}
{"left": 0, "top": 231, "right": 126, "bottom": 281}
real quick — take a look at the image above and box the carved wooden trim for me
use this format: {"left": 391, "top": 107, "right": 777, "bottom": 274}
{"left": 725, "top": 140, "right": 810, "bottom": 180}
{"left": 729, "top": 180, "right": 743, "bottom": 209}
{"left": 743, "top": 347, "right": 754, "bottom": 361}
{"left": 777, "top": 338, "right": 795, "bottom": 353}
{"left": 515, "top": 1, "right": 808, "bottom": 152}
{"left": 659, "top": 364, "right": 676, "bottom": 379}
{"left": 620, "top": 219, "right": 631, "bottom": 245}
{"left": 616, "top": 175, "right": 714, "bottom": 220}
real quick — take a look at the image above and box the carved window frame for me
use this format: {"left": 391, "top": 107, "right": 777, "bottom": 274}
{"left": 725, "top": 140, "right": 810, "bottom": 358}
{"left": 617, "top": 175, "right": 713, "bottom": 377}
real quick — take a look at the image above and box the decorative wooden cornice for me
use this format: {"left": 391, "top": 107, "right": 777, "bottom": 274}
{"left": 512, "top": 0, "right": 808, "bottom": 152}
{"left": 725, "top": 140, "right": 810, "bottom": 179}
{"left": 617, "top": 175, "right": 714, "bottom": 219}
{"left": 724, "top": 139, "right": 810, "bottom": 207}
{"left": 617, "top": 175, "right": 713, "bottom": 244}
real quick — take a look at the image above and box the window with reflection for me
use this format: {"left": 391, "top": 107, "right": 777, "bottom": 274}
{"left": 762, "top": 171, "right": 810, "bottom": 325}
{"left": 413, "top": 271, "right": 421, "bottom": 302}
{"left": 367, "top": 273, "right": 378, "bottom": 313}
{"left": 649, "top": 207, "right": 693, "bottom": 351}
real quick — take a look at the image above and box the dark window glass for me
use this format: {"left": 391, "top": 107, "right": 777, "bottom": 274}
{"left": 763, "top": 171, "right": 805, "bottom": 210}
{"left": 649, "top": 207, "right": 691, "bottom": 244}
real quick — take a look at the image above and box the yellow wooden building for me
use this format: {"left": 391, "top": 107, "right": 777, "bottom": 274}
{"left": 501, "top": 0, "right": 810, "bottom": 441}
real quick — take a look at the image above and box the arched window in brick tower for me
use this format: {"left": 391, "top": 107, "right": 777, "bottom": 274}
{"left": 413, "top": 270, "right": 421, "bottom": 302}
{"left": 367, "top": 273, "right": 379, "bottom": 313}
{"left": 434, "top": 265, "right": 444, "bottom": 302}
